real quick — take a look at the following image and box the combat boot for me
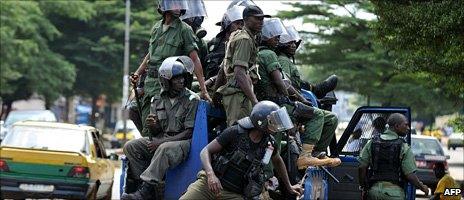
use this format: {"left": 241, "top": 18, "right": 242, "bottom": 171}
{"left": 153, "top": 182, "right": 165, "bottom": 200}
{"left": 312, "top": 151, "right": 341, "bottom": 167}
{"left": 121, "top": 181, "right": 156, "bottom": 200}
{"left": 297, "top": 144, "right": 332, "bottom": 170}
{"left": 311, "top": 75, "right": 338, "bottom": 99}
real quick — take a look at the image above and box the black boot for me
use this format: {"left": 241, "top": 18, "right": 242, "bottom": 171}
{"left": 121, "top": 181, "right": 156, "bottom": 200}
{"left": 312, "top": 75, "right": 338, "bottom": 99}
{"left": 124, "top": 177, "right": 142, "bottom": 194}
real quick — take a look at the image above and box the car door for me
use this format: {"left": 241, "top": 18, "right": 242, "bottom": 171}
{"left": 327, "top": 106, "right": 414, "bottom": 200}
{"left": 90, "top": 130, "right": 113, "bottom": 198}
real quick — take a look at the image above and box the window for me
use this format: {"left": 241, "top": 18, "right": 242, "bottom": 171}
{"left": 341, "top": 113, "right": 389, "bottom": 154}
{"left": 91, "top": 131, "right": 106, "bottom": 158}
{"left": 2, "top": 125, "right": 87, "bottom": 154}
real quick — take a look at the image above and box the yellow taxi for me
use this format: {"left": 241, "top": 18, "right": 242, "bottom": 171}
{"left": 0, "top": 121, "right": 115, "bottom": 199}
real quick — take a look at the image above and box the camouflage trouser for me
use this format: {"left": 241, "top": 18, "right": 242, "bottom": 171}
{"left": 123, "top": 137, "right": 190, "bottom": 184}
{"left": 180, "top": 170, "right": 244, "bottom": 200}
{"left": 287, "top": 103, "right": 338, "bottom": 152}
{"left": 367, "top": 182, "right": 405, "bottom": 200}
{"left": 222, "top": 92, "right": 252, "bottom": 126}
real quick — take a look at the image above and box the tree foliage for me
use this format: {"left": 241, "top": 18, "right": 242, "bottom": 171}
{"left": 47, "top": 0, "right": 159, "bottom": 103}
{"left": 278, "top": 0, "right": 461, "bottom": 120}
{"left": 0, "top": 1, "right": 92, "bottom": 106}
{"left": 371, "top": 0, "right": 464, "bottom": 99}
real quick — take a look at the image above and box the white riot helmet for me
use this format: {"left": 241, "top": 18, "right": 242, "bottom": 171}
{"left": 158, "top": 0, "right": 189, "bottom": 12}
{"left": 158, "top": 56, "right": 194, "bottom": 91}
{"left": 227, "top": 0, "right": 256, "bottom": 9}
{"left": 218, "top": 5, "right": 245, "bottom": 32}
{"left": 180, "top": 0, "right": 208, "bottom": 38}
{"left": 261, "top": 18, "right": 287, "bottom": 40}
{"left": 180, "top": 0, "right": 207, "bottom": 20}
{"left": 279, "top": 25, "right": 301, "bottom": 44}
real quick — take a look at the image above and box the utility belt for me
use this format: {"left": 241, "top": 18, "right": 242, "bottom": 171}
{"left": 165, "top": 131, "right": 181, "bottom": 137}
{"left": 368, "top": 180, "right": 403, "bottom": 189}
{"left": 147, "top": 67, "right": 159, "bottom": 78}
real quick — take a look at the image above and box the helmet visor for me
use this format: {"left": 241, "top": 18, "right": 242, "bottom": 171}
{"left": 159, "top": 0, "right": 188, "bottom": 12}
{"left": 180, "top": 0, "right": 207, "bottom": 19}
{"left": 262, "top": 18, "right": 287, "bottom": 39}
{"left": 267, "top": 107, "right": 294, "bottom": 133}
{"left": 280, "top": 25, "right": 301, "bottom": 44}
{"left": 176, "top": 56, "right": 194, "bottom": 74}
{"left": 159, "top": 56, "right": 191, "bottom": 79}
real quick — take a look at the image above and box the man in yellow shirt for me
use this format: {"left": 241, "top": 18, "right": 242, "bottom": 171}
{"left": 431, "top": 162, "right": 462, "bottom": 200}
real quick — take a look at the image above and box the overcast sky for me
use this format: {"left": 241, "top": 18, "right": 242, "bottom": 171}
{"left": 201, "top": 1, "right": 376, "bottom": 41}
{"left": 202, "top": 1, "right": 302, "bottom": 40}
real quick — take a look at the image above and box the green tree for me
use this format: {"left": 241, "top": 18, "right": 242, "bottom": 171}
{"left": 0, "top": 1, "right": 93, "bottom": 117}
{"left": 278, "top": 1, "right": 461, "bottom": 121}
{"left": 371, "top": 0, "right": 464, "bottom": 99}
{"left": 47, "top": 0, "right": 159, "bottom": 125}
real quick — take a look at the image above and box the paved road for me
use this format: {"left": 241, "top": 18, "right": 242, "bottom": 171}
{"left": 110, "top": 143, "right": 463, "bottom": 199}
{"left": 112, "top": 166, "right": 122, "bottom": 199}
{"left": 445, "top": 146, "right": 464, "bottom": 182}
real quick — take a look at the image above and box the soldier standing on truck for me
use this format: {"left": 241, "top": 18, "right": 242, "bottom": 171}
{"left": 215, "top": 5, "right": 270, "bottom": 126}
{"left": 129, "top": 0, "right": 211, "bottom": 138}
{"left": 204, "top": 5, "right": 245, "bottom": 85}
{"left": 358, "top": 113, "right": 429, "bottom": 200}
{"left": 122, "top": 56, "right": 199, "bottom": 200}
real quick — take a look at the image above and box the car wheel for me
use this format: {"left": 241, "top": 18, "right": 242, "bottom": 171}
{"left": 453, "top": 147, "right": 456, "bottom": 150}
{"left": 103, "top": 183, "right": 113, "bottom": 200}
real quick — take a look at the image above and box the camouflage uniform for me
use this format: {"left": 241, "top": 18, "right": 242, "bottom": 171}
{"left": 140, "top": 18, "right": 198, "bottom": 136}
{"left": 124, "top": 89, "right": 199, "bottom": 184}
{"left": 216, "top": 27, "right": 259, "bottom": 126}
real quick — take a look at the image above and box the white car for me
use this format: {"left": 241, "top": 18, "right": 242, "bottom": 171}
{"left": 448, "top": 132, "right": 463, "bottom": 150}
{"left": 110, "top": 120, "right": 142, "bottom": 148}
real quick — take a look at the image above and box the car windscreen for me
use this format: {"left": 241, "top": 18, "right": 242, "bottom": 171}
{"left": 1, "top": 126, "right": 87, "bottom": 154}
{"left": 4, "top": 111, "right": 57, "bottom": 127}
{"left": 411, "top": 138, "right": 444, "bottom": 156}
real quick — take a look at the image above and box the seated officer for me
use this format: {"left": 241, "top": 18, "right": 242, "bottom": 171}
{"left": 358, "top": 113, "right": 429, "bottom": 200}
{"left": 255, "top": 18, "right": 340, "bottom": 168}
{"left": 122, "top": 56, "right": 199, "bottom": 200}
{"left": 180, "top": 101, "right": 303, "bottom": 200}
{"left": 276, "top": 25, "right": 338, "bottom": 99}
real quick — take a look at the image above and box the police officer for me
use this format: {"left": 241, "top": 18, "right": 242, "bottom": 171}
{"left": 180, "top": 101, "right": 303, "bottom": 200}
{"left": 277, "top": 25, "right": 338, "bottom": 99}
{"left": 122, "top": 56, "right": 200, "bottom": 200}
{"left": 205, "top": 5, "right": 245, "bottom": 82}
{"left": 215, "top": 5, "right": 270, "bottom": 126}
{"left": 254, "top": 18, "right": 340, "bottom": 168}
{"left": 130, "top": 0, "right": 211, "bottom": 137}
{"left": 181, "top": 0, "right": 209, "bottom": 70}
{"left": 358, "top": 113, "right": 429, "bottom": 200}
